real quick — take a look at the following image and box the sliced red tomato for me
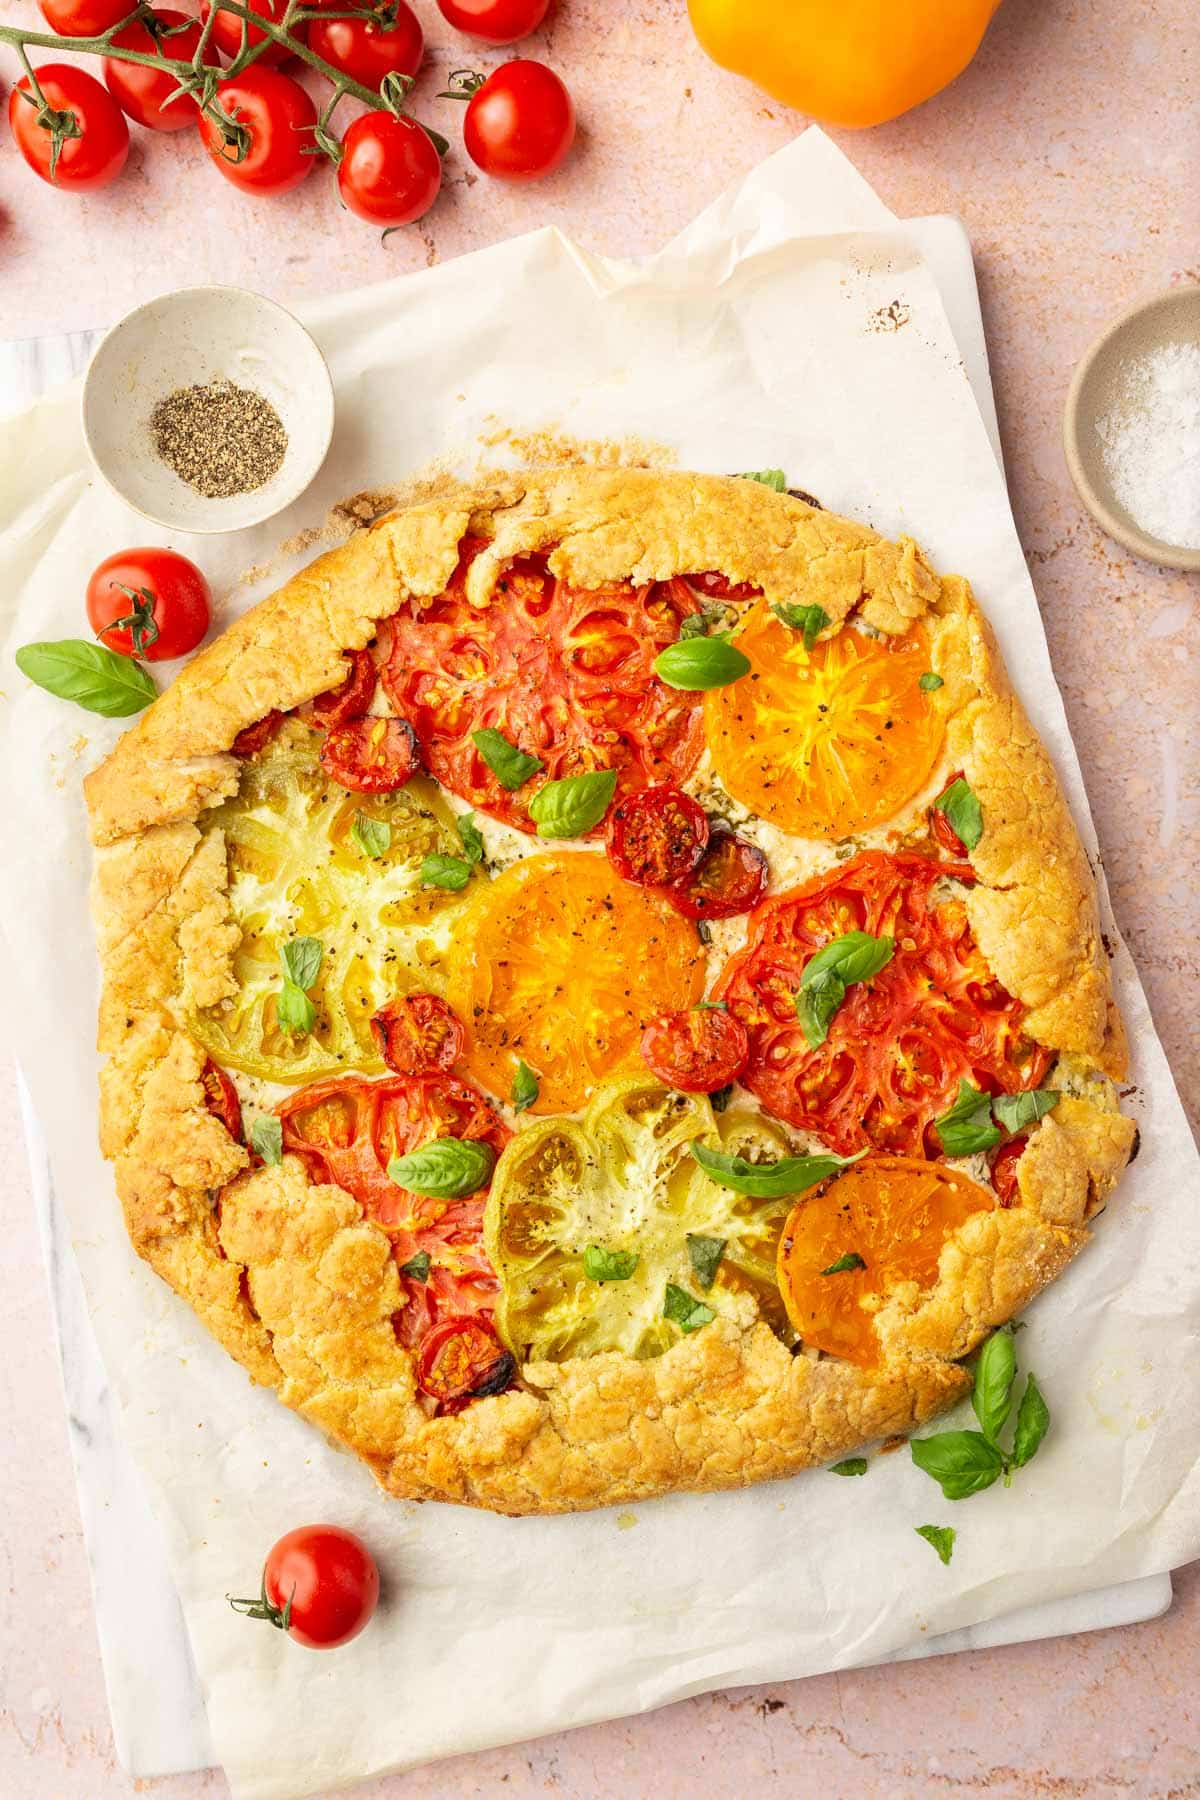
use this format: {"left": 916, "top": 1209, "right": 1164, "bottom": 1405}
{"left": 931, "top": 770, "right": 969, "bottom": 856}
{"left": 991, "top": 1135, "right": 1027, "bottom": 1206}
{"left": 308, "top": 649, "right": 378, "bottom": 729}
{"left": 667, "top": 823, "right": 767, "bottom": 921}
{"left": 415, "top": 1316, "right": 515, "bottom": 1407}
{"left": 370, "top": 994, "right": 465, "bottom": 1076}
{"left": 319, "top": 715, "right": 419, "bottom": 792}
{"left": 201, "top": 1058, "right": 243, "bottom": 1142}
{"left": 232, "top": 710, "right": 285, "bottom": 757}
{"left": 714, "top": 850, "right": 1052, "bottom": 1157}
{"left": 380, "top": 539, "right": 705, "bottom": 831}
{"left": 682, "top": 571, "right": 763, "bottom": 603}
{"left": 640, "top": 1005, "right": 749, "bottom": 1094}
{"left": 606, "top": 785, "right": 709, "bottom": 888}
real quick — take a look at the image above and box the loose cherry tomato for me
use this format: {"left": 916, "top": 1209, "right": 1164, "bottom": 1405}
{"left": 320, "top": 715, "right": 420, "bottom": 791}
{"left": 9, "top": 66, "right": 130, "bottom": 192}
{"left": 199, "top": 69, "right": 317, "bottom": 196}
{"left": 336, "top": 111, "right": 442, "bottom": 227}
{"left": 38, "top": 0, "right": 129, "bottom": 36}
{"left": 103, "top": 11, "right": 205, "bottom": 132}
{"left": 232, "top": 710, "right": 285, "bottom": 757}
{"left": 86, "top": 547, "right": 211, "bottom": 660}
{"left": 308, "top": 648, "right": 378, "bottom": 728}
{"left": 200, "top": 1058, "right": 243, "bottom": 1141}
{"left": 308, "top": 1, "right": 423, "bottom": 90}
{"left": 370, "top": 993, "right": 465, "bottom": 1075}
{"left": 232, "top": 1525, "right": 379, "bottom": 1650}
{"left": 201, "top": 0, "right": 293, "bottom": 65}
{"left": 667, "top": 823, "right": 767, "bottom": 921}
{"left": 460, "top": 59, "right": 575, "bottom": 182}
{"left": 436, "top": 0, "right": 549, "bottom": 43}
{"left": 415, "top": 1316, "right": 515, "bottom": 1406}
{"left": 991, "top": 1135, "right": 1027, "bottom": 1206}
{"left": 606, "top": 786, "right": 709, "bottom": 889}
{"left": 931, "top": 770, "right": 969, "bottom": 857}
{"left": 641, "top": 1005, "right": 749, "bottom": 1094}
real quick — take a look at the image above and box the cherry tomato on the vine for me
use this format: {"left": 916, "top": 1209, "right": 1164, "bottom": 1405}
{"left": 104, "top": 11, "right": 205, "bottom": 133}
{"left": 436, "top": 0, "right": 550, "bottom": 45}
{"left": 199, "top": 68, "right": 317, "bottom": 197}
{"left": 231, "top": 1526, "right": 379, "bottom": 1651}
{"left": 336, "top": 111, "right": 442, "bottom": 226}
{"left": 201, "top": 0, "right": 294, "bottom": 65}
{"left": 86, "top": 548, "right": 212, "bottom": 660}
{"left": 459, "top": 59, "right": 574, "bottom": 182}
{"left": 308, "top": 1, "right": 424, "bottom": 91}
{"left": 9, "top": 66, "right": 130, "bottom": 192}
{"left": 38, "top": 0, "right": 129, "bottom": 37}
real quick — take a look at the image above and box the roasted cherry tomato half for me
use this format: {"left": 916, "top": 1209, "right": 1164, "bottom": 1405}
{"left": 103, "top": 11, "right": 204, "bottom": 132}
{"left": 38, "top": 0, "right": 128, "bottom": 35}
{"left": 640, "top": 1005, "right": 749, "bottom": 1095}
{"left": 307, "top": 0, "right": 424, "bottom": 89}
{"left": 606, "top": 785, "right": 709, "bottom": 889}
{"left": 668, "top": 823, "right": 768, "bottom": 921}
{"left": 436, "top": 0, "right": 550, "bottom": 44}
{"left": 86, "top": 547, "right": 211, "bottom": 660}
{"left": 9, "top": 66, "right": 130, "bottom": 192}
{"left": 931, "top": 771, "right": 969, "bottom": 857}
{"left": 991, "top": 1135, "right": 1027, "bottom": 1206}
{"left": 309, "top": 648, "right": 378, "bottom": 729}
{"left": 232, "top": 710, "right": 286, "bottom": 757}
{"left": 370, "top": 993, "right": 465, "bottom": 1076}
{"left": 415, "top": 1316, "right": 515, "bottom": 1406}
{"left": 320, "top": 715, "right": 420, "bottom": 792}
{"left": 231, "top": 1525, "right": 379, "bottom": 1650}
{"left": 461, "top": 59, "right": 575, "bottom": 182}
{"left": 201, "top": 0, "right": 293, "bottom": 65}
{"left": 200, "top": 1058, "right": 243, "bottom": 1142}
{"left": 336, "top": 110, "right": 443, "bottom": 227}
{"left": 199, "top": 69, "right": 317, "bottom": 196}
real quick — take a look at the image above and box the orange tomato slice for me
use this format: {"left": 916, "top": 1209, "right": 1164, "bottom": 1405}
{"left": 705, "top": 608, "right": 944, "bottom": 838}
{"left": 448, "top": 851, "right": 705, "bottom": 1114}
{"left": 777, "top": 1154, "right": 994, "bottom": 1367}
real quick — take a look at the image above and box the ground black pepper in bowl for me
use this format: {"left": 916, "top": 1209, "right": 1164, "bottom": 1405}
{"left": 150, "top": 379, "right": 288, "bottom": 499}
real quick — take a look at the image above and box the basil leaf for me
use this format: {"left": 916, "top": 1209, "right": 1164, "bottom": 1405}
{"left": 708, "top": 1083, "right": 733, "bottom": 1113}
{"left": 663, "top": 1282, "right": 716, "bottom": 1334}
{"left": 582, "top": 1245, "right": 639, "bottom": 1282}
{"left": 399, "top": 1250, "right": 432, "bottom": 1282}
{"left": 771, "top": 601, "right": 830, "bottom": 651}
{"left": 934, "top": 1078, "right": 1001, "bottom": 1156}
{"left": 797, "top": 931, "right": 894, "bottom": 1050}
{"left": 910, "top": 1429, "right": 1004, "bottom": 1500}
{"left": 679, "top": 607, "right": 723, "bottom": 639}
{"left": 276, "top": 979, "right": 316, "bottom": 1037}
{"left": 691, "top": 1139, "right": 865, "bottom": 1198}
{"left": 421, "top": 853, "right": 472, "bottom": 890}
{"left": 250, "top": 1115, "right": 282, "bottom": 1166}
{"left": 1011, "top": 1372, "right": 1050, "bottom": 1468}
{"left": 993, "top": 1089, "right": 1060, "bottom": 1134}
{"left": 15, "top": 639, "right": 157, "bottom": 718}
{"left": 387, "top": 1136, "right": 495, "bottom": 1198}
{"left": 820, "top": 1251, "right": 866, "bottom": 1276}
{"left": 919, "top": 671, "right": 944, "bottom": 692}
{"left": 456, "top": 811, "right": 485, "bottom": 865}
{"left": 280, "top": 936, "right": 323, "bottom": 992}
{"left": 472, "top": 726, "right": 543, "bottom": 790}
{"left": 915, "top": 1524, "right": 956, "bottom": 1565}
{"left": 830, "top": 1457, "right": 869, "bottom": 1477}
{"left": 528, "top": 767, "right": 618, "bottom": 839}
{"left": 737, "top": 469, "right": 787, "bottom": 491}
{"left": 511, "top": 1059, "right": 539, "bottom": 1113}
{"left": 351, "top": 812, "right": 391, "bottom": 859}
{"left": 686, "top": 1232, "right": 726, "bottom": 1291}
{"left": 653, "top": 635, "right": 751, "bottom": 691}
{"left": 971, "top": 1328, "right": 1017, "bottom": 1443}
{"left": 796, "top": 966, "right": 845, "bottom": 1051}
{"left": 935, "top": 776, "right": 983, "bottom": 851}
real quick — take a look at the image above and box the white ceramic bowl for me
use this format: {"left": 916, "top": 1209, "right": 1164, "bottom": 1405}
{"left": 82, "top": 286, "right": 335, "bottom": 534}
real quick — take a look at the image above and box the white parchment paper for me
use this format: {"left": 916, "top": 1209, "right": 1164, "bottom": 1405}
{"left": 2, "top": 131, "right": 1198, "bottom": 1800}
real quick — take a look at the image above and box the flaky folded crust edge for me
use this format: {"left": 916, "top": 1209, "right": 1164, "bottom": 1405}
{"left": 84, "top": 468, "right": 1135, "bottom": 1515}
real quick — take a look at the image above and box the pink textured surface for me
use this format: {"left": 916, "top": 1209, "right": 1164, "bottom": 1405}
{"left": 2, "top": 0, "right": 1198, "bottom": 1794}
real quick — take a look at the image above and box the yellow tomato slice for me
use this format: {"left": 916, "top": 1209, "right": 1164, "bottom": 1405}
{"left": 448, "top": 852, "right": 705, "bottom": 1114}
{"left": 705, "top": 608, "right": 944, "bottom": 838}
{"left": 777, "top": 1154, "right": 995, "bottom": 1367}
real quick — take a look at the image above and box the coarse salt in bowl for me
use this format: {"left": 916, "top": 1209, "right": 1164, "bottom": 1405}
{"left": 82, "top": 286, "right": 335, "bottom": 535}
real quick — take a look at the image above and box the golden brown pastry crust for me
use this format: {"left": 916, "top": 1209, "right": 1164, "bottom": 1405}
{"left": 85, "top": 468, "right": 1134, "bottom": 1515}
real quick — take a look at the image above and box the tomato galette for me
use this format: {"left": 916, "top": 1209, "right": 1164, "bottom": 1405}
{"left": 86, "top": 469, "right": 1135, "bottom": 1514}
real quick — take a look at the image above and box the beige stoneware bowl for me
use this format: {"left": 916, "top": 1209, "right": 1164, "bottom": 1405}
{"left": 1063, "top": 285, "right": 1200, "bottom": 573}
{"left": 82, "top": 286, "right": 335, "bottom": 535}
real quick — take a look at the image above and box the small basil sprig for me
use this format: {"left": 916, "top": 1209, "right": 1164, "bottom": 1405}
{"left": 421, "top": 852, "right": 473, "bottom": 891}
{"left": 663, "top": 1282, "right": 715, "bottom": 1334}
{"left": 277, "top": 937, "right": 323, "bottom": 1037}
{"left": 583, "top": 1245, "right": 639, "bottom": 1282}
{"left": 934, "top": 776, "right": 983, "bottom": 850}
{"left": 528, "top": 768, "right": 617, "bottom": 838}
{"left": 911, "top": 1328, "right": 1050, "bottom": 1499}
{"left": 830, "top": 1458, "right": 868, "bottom": 1477}
{"left": 686, "top": 1233, "right": 726, "bottom": 1291}
{"left": 915, "top": 1525, "right": 956, "bottom": 1565}
{"left": 771, "top": 601, "right": 829, "bottom": 651}
{"left": 511, "top": 1059, "right": 539, "bottom": 1113}
{"left": 934, "top": 1080, "right": 1060, "bottom": 1156}
{"left": 993, "top": 1089, "right": 1059, "bottom": 1133}
{"left": 820, "top": 1251, "right": 866, "bottom": 1276}
{"left": 737, "top": 469, "right": 787, "bottom": 491}
{"left": 472, "top": 726, "right": 543, "bottom": 790}
{"left": 456, "top": 812, "right": 485, "bottom": 864}
{"left": 691, "top": 1140, "right": 865, "bottom": 1198}
{"left": 399, "top": 1250, "right": 432, "bottom": 1282}
{"left": 654, "top": 635, "right": 750, "bottom": 691}
{"left": 16, "top": 639, "right": 157, "bottom": 718}
{"left": 351, "top": 813, "right": 391, "bottom": 859}
{"left": 250, "top": 1116, "right": 283, "bottom": 1166}
{"left": 679, "top": 607, "right": 725, "bottom": 640}
{"left": 797, "top": 930, "right": 894, "bottom": 1050}
{"left": 387, "top": 1136, "right": 495, "bottom": 1198}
